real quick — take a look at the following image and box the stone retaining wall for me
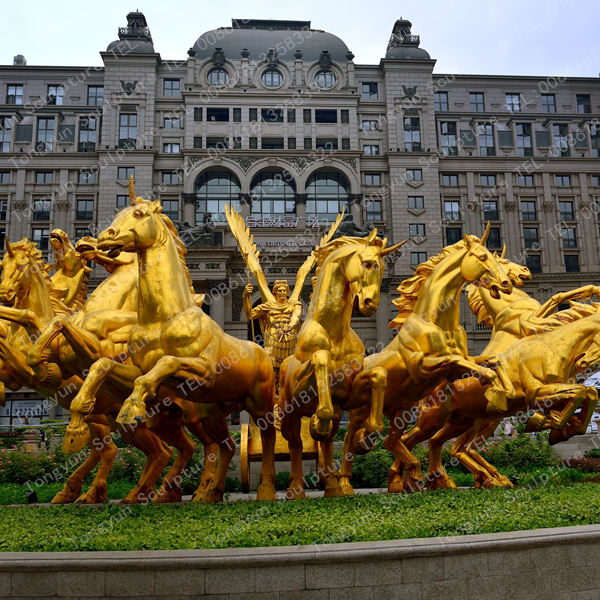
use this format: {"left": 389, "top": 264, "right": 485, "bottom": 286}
{"left": 1, "top": 524, "right": 600, "bottom": 599}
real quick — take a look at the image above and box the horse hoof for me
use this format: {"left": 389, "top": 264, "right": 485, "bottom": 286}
{"left": 75, "top": 483, "right": 107, "bottom": 504}
{"left": 388, "top": 477, "right": 404, "bottom": 494}
{"left": 257, "top": 482, "right": 277, "bottom": 501}
{"left": 283, "top": 486, "right": 306, "bottom": 500}
{"left": 51, "top": 481, "right": 83, "bottom": 504}
{"left": 324, "top": 485, "right": 345, "bottom": 498}
{"left": 117, "top": 399, "right": 146, "bottom": 425}
{"left": 309, "top": 414, "right": 332, "bottom": 441}
{"left": 339, "top": 478, "right": 355, "bottom": 496}
{"left": 481, "top": 477, "right": 503, "bottom": 488}
{"left": 425, "top": 473, "right": 457, "bottom": 491}
{"left": 195, "top": 489, "right": 224, "bottom": 503}
{"left": 152, "top": 484, "right": 183, "bottom": 504}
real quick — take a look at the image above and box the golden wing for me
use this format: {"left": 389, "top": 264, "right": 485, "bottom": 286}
{"left": 290, "top": 207, "right": 345, "bottom": 303}
{"left": 224, "top": 203, "right": 275, "bottom": 303}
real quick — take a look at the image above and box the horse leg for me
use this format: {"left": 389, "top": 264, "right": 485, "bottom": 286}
{"left": 182, "top": 402, "right": 218, "bottom": 495}
{"left": 465, "top": 419, "right": 511, "bottom": 486}
{"left": 281, "top": 411, "right": 306, "bottom": 499}
{"left": 321, "top": 432, "right": 344, "bottom": 498}
{"left": 246, "top": 401, "right": 277, "bottom": 502}
{"left": 75, "top": 419, "right": 118, "bottom": 504}
{"left": 309, "top": 349, "right": 334, "bottom": 441}
{"left": 548, "top": 386, "right": 600, "bottom": 444}
{"left": 530, "top": 383, "right": 588, "bottom": 430}
{"left": 193, "top": 403, "right": 236, "bottom": 504}
{"left": 66, "top": 358, "right": 142, "bottom": 453}
{"left": 338, "top": 405, "right": 369, "bottom": 496}
{"left": 426, "top": 423, "right": 467, "bottom": 490}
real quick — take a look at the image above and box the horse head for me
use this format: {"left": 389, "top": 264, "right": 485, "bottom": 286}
{"left": 576, "top": 326, "right": 600, "bottom": 372}
{"left": 97, "top": 176, "right": 165, "bottom": 256}
{"left": 0, "top": 237, "right": 46, "bottom": 306}
{"left": 342, "top": 229, "right": 406, "bottom": 316}
{"left": 460, "top": 223, "right": 512, "bottom": 299}
{"left": 494, "top": 245, "right": 531, "bottom": 287}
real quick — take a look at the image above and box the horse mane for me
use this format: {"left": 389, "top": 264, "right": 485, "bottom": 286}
{"left": 466, "top": 283, "right": 493, "bottom": 328}
{"left": 159, "top": 214, "right": 196, "bottom": 294}
{"left": 524, "top": 301, "right": 599, "bottom": 335}
{"left": 68, "top": 265, "right": 91, "bottom": 312}
{"left": 313, "top": 235, "right": 385, "bottom": 280}
{"left": 390, "top": 238, "right": 474, "bottom": 330}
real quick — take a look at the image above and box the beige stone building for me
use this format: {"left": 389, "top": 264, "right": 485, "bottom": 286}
{"left": 0, "top": 12, "right": 599, "bottom": 423}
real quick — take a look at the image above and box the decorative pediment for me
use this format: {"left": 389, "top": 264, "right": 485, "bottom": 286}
{"left": 211, "top": 48, "right": 226, "bottom": 66}
{"left": 318, "top": 51, "right": 333, "bottom": 70}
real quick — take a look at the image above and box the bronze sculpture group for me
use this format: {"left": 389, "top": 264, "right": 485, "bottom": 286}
{"left": 1, "top": 176, "right": 598, "bottom": 504}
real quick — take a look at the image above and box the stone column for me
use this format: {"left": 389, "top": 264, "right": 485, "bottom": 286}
{"left": 239, "top": 193, "right": 252, "bottom": 218}
{"left": 207, "top": 279, "right": 228, "bottom": 329}
{"left": 348, "top": 194, "right": 363, "bottom": 226}
{"left": 182, "top": 193, "right": 197, "bottom": 226}
{"left": 294, "top": 193, "right": 307, "bottom": 227}
{"left": 12, "top": 168, "right": 26, "bottom": 239}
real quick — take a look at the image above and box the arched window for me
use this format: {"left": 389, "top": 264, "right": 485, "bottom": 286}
{"left": 315, "top": 71, "right": 336, "bottom": 90}
{"left": 195, "top": 170, "right": 240, "bottom": 223}
{"left": 250, "top": 171, "right": 296, "bottom": 218}
{"left": 207, "top": 68, "right": 229, "bottom": 87}
{"left": 262, "top": 70, "right": 283, "bottom": 88}
{"left": 306, "top": 171, "right": 349, "bottom": 222}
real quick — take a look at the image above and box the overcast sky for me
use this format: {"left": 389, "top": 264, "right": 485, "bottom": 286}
{"left": 3, "top": 0, "right": 599, "bottom": 77}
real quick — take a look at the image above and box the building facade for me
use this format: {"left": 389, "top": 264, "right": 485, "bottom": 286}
{"left": 0, "top": 12, "right": 599, "bottom": 423}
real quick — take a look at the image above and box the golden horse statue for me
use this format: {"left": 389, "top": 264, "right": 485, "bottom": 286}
{"left": 67, "top": 180, "right": 276, "bottom": 503}
{"left": 279, "top": 230, "right": 406, "bottom": 498}
{"left": 339, "top": 227, "right": 515, "bottom": 494}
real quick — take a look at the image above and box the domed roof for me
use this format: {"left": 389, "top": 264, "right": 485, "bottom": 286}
{"left": 106, "top": 39, "right": 156, "bottom": 54}
{"left": 385, "top": 46, "right": 430, "bottom": 60}
{"left": 192, "top": 20, "right": 350, "bottom": 62}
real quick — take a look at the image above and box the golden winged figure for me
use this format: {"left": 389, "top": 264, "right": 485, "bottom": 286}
{"left": 224, "top": 204, "right": 344, "bottom": 401}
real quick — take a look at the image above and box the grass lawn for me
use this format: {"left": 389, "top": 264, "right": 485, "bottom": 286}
{"left": 2, "top": 481, "right": 600, "bottom": 552}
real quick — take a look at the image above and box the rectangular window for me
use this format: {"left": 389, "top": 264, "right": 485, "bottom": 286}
{"left": 78, "top": 116, "right": 98, "bottom": 152}
{"left": 0, "top": 172, "right": 9, "bottom": 184}
{"left": 76, "top": 199, "right": 94, "bottom": 220}
{"left": 315, "top": 110, "right": 337, "bottom": 124}
{"left": 411, "top": 252, "right": 426, "bottom": 265}
{"left": 207, "top": 108, "right": 229, "bottom": 122}
{"left": 434, "top": 92, "right": 448, "bottom": 111}
{"left": 6, "top": 84, "right": 23, "bottom": 105}
{"left": 261, "top": 108, "right": 283, "bottom": 123}
{"left": 559, "top": 200, "right": 574, "bottom": 221}
{"left": 365, "top": 173, "right": 381, "bottom": 186}
{"left": 35, "top": 172, "right": 52, "bottom": 184}
{"left": 593, "top": 175, "right": 600, "bottom": 186}
{"left": 163, "top": 79, "right": 180, "bottom": 96}
{"left": 194, "top": 107, "right": 202, "bottom": 121}
{"left": 591, "top": 124, "right": 600, "bottom": 157}
{"left": 363, "top": 145, "right": 379, "bottom": 156}
{"left": 521, "top": 201, "right": 537, "bottom": 221}
{"left": 287, "top": 109, "right": 296, "bottom": 123}
{"left": 206, "top": 137, "right": 229, "bottom": 149}
{"left": 367, "top": 200, "right": 382, "bottom": 220}
{"left": 408, "top": 196, "right": 424, "bottom": 209}
{"left": 119, "top": 114, "right": 137, "bottom": 149}
{"left": 362, "top": 82, "right": 378, "bottom": 100}
{"left": 526, "top": 255, "right": 542, "bottom": 274}
{"left": 261, "top": 138, "right": 284, "bottom": 150}
{"left": 403, "top": 117, "right": 421, "bottom": 152}
{"left": 193, "top": 136, "right": 202, "bottom": 149}
{"left": 37, "top": 117, "right": 54, "bottom": 152}
{"left": 303, "top": 109, "right": 311, "bottom": 123}
{"left": 362, "top": 120, "right": 378, "bottom": 131}
{"left": 75, "top": 226, "right": 91, "bottom": 240}
{"left": 164, "top": 117, "right": 180, "bottom": 128}
{"left": 470, "top": 93, "right": 485, "bottom": 111}
{"left": 162, "top": 172, "right": 179, "bottom": 184}
{"left": 518, "top": 175, "right": 534, "bottom": 186}
{"left": 163, "top": 143, "right": 180, "bottom": 153}
{"left": 561, "top": 227, "right": 577, "bottom": 248}
{"left": 161, "top": 199, "right": 178, "bottom": 220}
{"left": 442, "top": 174, "right": 458, "bottom": 186}
{"left": 440, "top": 122, "right": 457, "bottom": 156}
{"left": 478, "top": 123, "right": 495, "bottom": 156}
{"left": 483, "top": 201, "right": 499, "bottom": 221}
{"left": 32, "top": 228, "right": 50, "bottom": 250}
{"left": 118, "top": 167, "right": 135, "bottom": 180}
{"left": 410, "top": 224, "right": 425, "bottom": 237}
{"left": 577, "top": 94, "right": 591, "bottom": 114}
{"left": 87, "top": 86, "right": 104, "bottom": 106}
{"left": 516, "top": 123, "right": 533, "bottom": 157}
{"left": 316, "top": 138, "right": 338, "bottom": 150}
{"left": 541, "top": 94, "right": 556, "bottom": 113}
{"left": 287, "top": 137, "right": 296, "bottom": 150}
{"left": 487, "top": 227, "right": 502, "bottom": 249}
{"left": 523, "top": 227, "right": 539, "bottom": 248}
{"left": 78, "top": 171, "right": 95, "bottom": 184}
{"left": 116, "top": 195, "right": 128, "bottom": 209}
{"left": 565, "top": 254, "right": 580, "bottom": 272}
{"left": 505, "top": 93, "right": 520, "bottom": 112}
{"left": 233, "top": 108, "right": 241, "bottom": 123}
{"left": 0, "top": 116, "right": 11, "bottom": 152}
{"left": 407, "top": 169, "right": 422, "bottom": 181}
{"left": 481, "top": 174, "right": 496, "bottom": 186}
{"left": 341, "top": 109, "right": 349, "bottom": 124}
{"left": 553, "top": 124, "right": 570, "bottom": 157}
{"left": 47, "top": 85, "right": 64, "bottom": 106}
{"left": 446, "top": 227, "right": 462, "bottom": 245}
{"left": 33, "top": 198, "right": 51, "bottom": 220}
{"left": 444, "top": 200, "right": 460, "bottom": 221}
{"left": 556, "top": 175, "right": 571, "bottom": 187}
